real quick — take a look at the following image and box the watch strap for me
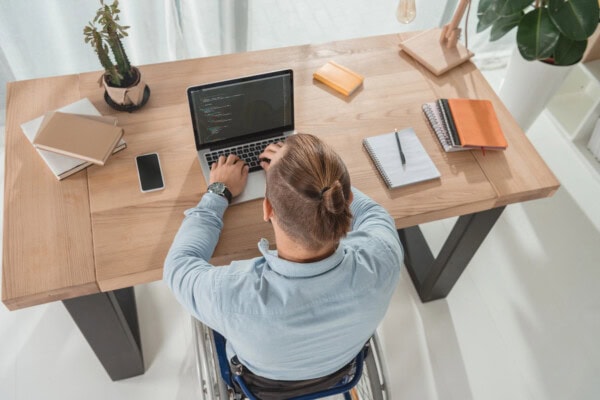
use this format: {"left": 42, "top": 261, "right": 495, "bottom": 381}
{"left": 207, "top": 182, "right": 232, "bottom": 204}
{"left": 221, "top": 187, "right": 233, "bottom": 204}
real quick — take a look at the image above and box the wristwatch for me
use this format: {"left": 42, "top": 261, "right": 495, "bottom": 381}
{"left": 207, "top": 182, "right": 232, "bottom": 204}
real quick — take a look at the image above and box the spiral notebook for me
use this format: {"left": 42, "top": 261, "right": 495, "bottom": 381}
{"left": 363, "top": 127, "right": 441, "bottom": 188}
{"left": 422, "top": 99, "right": 507, "bottom": 152}
{"left": 422, "top": 101, "right": 468, "bottom": 152}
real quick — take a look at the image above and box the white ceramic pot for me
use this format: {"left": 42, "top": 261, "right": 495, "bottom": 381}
{"left": 102, "top": 66, "right": 148, "bottom": 108}
{"left": 499, "top": 48, "right": 573, "bottom": 132}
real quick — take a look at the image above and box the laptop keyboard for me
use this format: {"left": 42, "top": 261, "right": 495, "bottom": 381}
{"left": 205, "top": 137, "right": 282, "bottom": 172}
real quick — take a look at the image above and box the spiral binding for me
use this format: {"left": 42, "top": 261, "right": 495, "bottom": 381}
{"left": 363, "top": 139, "right": 393, "bottom": 188}
{"left": 422, "top": 102, "right": 453, "bottom": 151}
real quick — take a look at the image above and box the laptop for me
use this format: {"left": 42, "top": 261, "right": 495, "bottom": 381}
{"left": 187, "top": 69, "right": 295, "bottom": 204}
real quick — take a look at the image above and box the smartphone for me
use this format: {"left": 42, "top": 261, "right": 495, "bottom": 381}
{"left": 135, "top": 153, "right": 165, "bottom": 192}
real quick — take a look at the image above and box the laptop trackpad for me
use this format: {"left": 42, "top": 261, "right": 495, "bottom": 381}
{"left": 231, "top": 170, "right": 266, "bottom": 205}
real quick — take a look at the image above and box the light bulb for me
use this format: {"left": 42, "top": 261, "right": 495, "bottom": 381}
{"left": 396, "top": 0, "right": 416, "bottom": 24}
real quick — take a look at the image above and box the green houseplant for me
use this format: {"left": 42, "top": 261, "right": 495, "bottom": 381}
{"left": 476, "top": 0, "right": 599, "bottom": 130}
{"left": 84, "top": 0, "right": 149, "bottom": 110}
{"left": 477, "top": 0, "right": 599, "bottom": 66}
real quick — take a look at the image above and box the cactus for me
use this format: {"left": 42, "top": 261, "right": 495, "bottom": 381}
{"left": 83, "top": 0, "right": 134, "bottom": 87}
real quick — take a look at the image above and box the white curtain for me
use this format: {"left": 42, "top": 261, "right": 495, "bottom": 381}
{"left": 0, "top": 0, "right": 513, "bottom": 125}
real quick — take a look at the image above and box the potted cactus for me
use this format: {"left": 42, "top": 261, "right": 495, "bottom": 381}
{"left": 84, "top": 0, "right": 149, "bottom": 111}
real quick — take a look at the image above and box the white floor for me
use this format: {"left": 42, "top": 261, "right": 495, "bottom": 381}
{"left": 2, "top": 4, "right": 600, "bottom": 400}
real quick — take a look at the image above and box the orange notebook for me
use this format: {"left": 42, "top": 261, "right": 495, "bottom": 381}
{"left": 313, "top": 61, "right": 364, "bottom": 96}
{"left": 447, "top": 99, "right": 508, "bottom": 150}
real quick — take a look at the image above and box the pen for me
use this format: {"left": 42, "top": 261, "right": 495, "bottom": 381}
{"left": 395, "top": 128, "right": 406, "bottom": 165}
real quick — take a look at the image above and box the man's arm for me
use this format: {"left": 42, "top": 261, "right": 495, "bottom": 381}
{"left": 163, "top": 193, "right": 228, "bottom": 327}
{"left": 163, "top": 193, "right": 226, "bottom": 285}
{"left": 163, "top": 154, "right": 248, "bottom": 329}
{"left": 349, "top": 187, "right": 403, "bottom": 259}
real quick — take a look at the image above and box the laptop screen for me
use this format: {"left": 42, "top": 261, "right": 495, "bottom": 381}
{"left": 187, "top": 70, "right": 294, "bottom": 150}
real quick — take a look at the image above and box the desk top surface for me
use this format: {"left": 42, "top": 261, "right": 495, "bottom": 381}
{"left": 2, "top": 33, "right": 559, "bottom": 310}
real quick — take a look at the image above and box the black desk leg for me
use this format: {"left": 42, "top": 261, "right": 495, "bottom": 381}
{"left": 62, "top": 287, "right": 145, "bottom": 381}
{"left": 398, "top": 206, "right": 505, "bottom": 302}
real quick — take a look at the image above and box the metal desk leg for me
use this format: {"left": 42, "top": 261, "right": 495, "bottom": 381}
{"left": 62, "top": 287, "right": 145, "bottom": 381}
{"left": 398, "top": 206, "right": 505, "bottom": 302}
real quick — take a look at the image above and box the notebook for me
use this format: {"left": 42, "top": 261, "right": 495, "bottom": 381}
{"left": 33, "top": 111, "right": 124, "bottom": 165}
{"left": 187, "top": 69, "right": 295, "bottom": 204}
{"left": 422, "top": 99, "right": 507, "bottom": 152}
{"left": 363, "top": 127, "right": 441, "bottom": 188}
{"left": 313, "top": 61, "right": 364, "bottom": 96}
{"left": 20, "top": 98, "right": 127, "bottom": 179}
{"left": 447, "top": 98, "right": 508, "bottom": 150}
{"left": 422, "top": 102, "right": 468, "bottom": 152}
{"left": 438, "top": 99, "right": 461, "bottom": 146}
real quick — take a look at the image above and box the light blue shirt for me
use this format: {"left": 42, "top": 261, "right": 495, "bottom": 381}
{"left": 164, "top": 188, "right": 403, "bottom": 380}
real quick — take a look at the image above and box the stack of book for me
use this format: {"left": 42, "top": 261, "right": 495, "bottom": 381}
{"left": 422, "top": 98, "right": 508, "bottom": 153}
{"left": 21, "top": 98, "right": 127, "bottom": 180}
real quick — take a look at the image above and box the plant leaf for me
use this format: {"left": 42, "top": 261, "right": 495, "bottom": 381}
{"left": 490, "top": 12, "right": 523, "bottom": 40}
{"left": 548, "top": 0, "right": 599, "bottom": 41}
{"left": 517, "top": 7, "right": 560, "bottom": 61}
{"left": 477, "top": 0, "right": 495, "bottom": 13}
{"left": 477, "top": 0, "right": 501, "bottom": 33}
{"left": 498, "top": 0, "right": 533, "bottom": 17}
{"left": 553, "top": 34, "right": 588, "bottom": 65}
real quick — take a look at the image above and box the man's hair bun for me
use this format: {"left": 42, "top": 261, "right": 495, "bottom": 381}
{"left": 320, "top": 181, "right": 346, "bottom": 215}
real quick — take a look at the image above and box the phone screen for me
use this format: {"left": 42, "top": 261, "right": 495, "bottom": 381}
{"left": 136, "top": 153, "right": 165, "bottom": 192}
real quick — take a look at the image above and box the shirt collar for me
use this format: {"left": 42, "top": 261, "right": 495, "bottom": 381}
{"left": 258, "top": 238, "right": 344, "bottom": 277}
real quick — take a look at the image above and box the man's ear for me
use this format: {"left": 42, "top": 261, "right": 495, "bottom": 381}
{"left": 263, "top": 197, "right": 273, "bottom": 222}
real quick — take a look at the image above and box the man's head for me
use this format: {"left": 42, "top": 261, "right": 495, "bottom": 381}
{"left": 264, "top": 133, "right": 352, "bottom": 250}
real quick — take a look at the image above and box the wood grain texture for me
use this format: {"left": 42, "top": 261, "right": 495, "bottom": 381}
{"left": 2, "top": 76, "right": 98, "bottom": 310}
{"left": 2, "top": 33, "right": 560, "bottom": 302}
{"left": 87, "top": 34, "right": 555, "bottom": 290}
{"left": 398, "top": 28, "right": 473, "bottom": 76}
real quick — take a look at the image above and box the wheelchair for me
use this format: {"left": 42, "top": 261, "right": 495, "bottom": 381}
{"left": 192, "top": 318, "right": 390, "bottom": 400}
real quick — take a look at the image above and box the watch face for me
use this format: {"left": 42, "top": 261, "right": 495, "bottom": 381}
{"left": 210, "top": 182, "right": 225, "bottom": 193}
{"left": 207, "top": 182, "right": 231, "bottom": 203}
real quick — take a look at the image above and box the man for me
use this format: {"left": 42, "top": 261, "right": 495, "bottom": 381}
{"left": 164, "top": 133, "right": 402, "bottom": 383}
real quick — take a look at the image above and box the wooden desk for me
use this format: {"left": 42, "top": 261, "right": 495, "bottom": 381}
{"left": 2, "top": 33, "right": 559, "bottom": 379}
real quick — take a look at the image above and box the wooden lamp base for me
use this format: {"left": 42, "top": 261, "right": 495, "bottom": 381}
{"left": 399, "top": 28, "right": 473, "bottom": 76}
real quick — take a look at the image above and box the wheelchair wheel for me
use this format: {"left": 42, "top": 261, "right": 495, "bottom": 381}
{"left": 351, "top": 332, "right": 389, "bottom": 400}
{"left": 192, "top": 318, "right": 231, "bottom": 400}
{"left": 193, "top": 317, "right": 390, "bottom": 400}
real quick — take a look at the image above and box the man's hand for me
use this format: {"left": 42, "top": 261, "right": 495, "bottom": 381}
{"left": 209, "top": 154, "right": 249, "bottom": 198}
{"left": 259, "top": 142, "right": 285, "bottom": 171}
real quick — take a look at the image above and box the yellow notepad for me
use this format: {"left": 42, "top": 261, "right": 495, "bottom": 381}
{"left": 313, "top": 61, "right": 364, "bottom": 96}
{"left": 33, "top": 111, "right": 124, "bottom": 165}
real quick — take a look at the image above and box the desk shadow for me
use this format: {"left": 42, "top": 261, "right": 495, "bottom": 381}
{"left": 379, "top": 269, "right": 473, "bottom": 399}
